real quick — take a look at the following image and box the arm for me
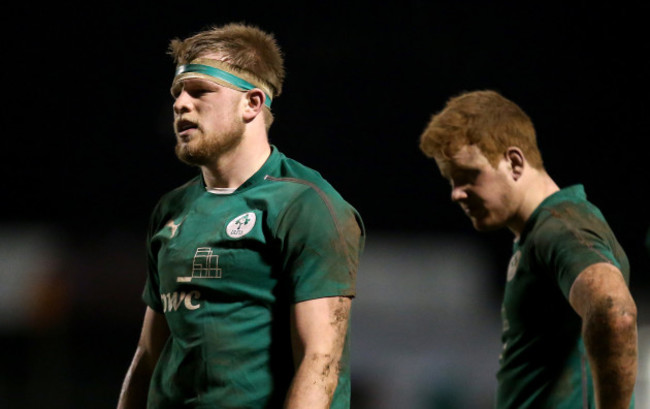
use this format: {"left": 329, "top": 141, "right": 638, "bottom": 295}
{"left": 569, "top": 262, "right": 637, "bottom": 409}
{"left": 284, "top": 296, "right": 351, "bottom": 409}
{"left": 117, "top": 307, "right": 170, "bottom": 409}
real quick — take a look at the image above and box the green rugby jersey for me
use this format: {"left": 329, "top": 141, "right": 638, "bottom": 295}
{"left": 497, "top": 185, "right": 631, "bottom": 409}
{"left": 142, "top": 146, "right": 365, "bottom": 409}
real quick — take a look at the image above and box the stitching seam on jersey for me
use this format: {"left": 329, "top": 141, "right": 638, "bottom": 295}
{"left": 264, "top": 175, "right": 354, "bottom": 271}
{"left": 548, "top": 209, "right": 611, "bottom": 264}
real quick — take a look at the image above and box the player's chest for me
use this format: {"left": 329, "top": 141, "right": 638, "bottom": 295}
{"left": 502, "top": 248, "right": 566, "bottom": 330}
{"left": 153, "top": 199, "right": 277, "bottom": 293}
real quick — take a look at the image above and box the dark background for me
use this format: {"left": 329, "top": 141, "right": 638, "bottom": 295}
{"left": 3, "top": 1, "right": 649, "bottom": 407}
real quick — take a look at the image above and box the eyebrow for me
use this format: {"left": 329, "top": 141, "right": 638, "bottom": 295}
{"left": 172, "top": 78, "right": 222, "bottom": 96}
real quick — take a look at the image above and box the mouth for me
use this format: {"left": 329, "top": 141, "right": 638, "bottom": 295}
{"left": 175, "top": 119, "right": 198, "bottom": 138}
{"left": 461, "top": 204, "right": 481, "bottom": 218}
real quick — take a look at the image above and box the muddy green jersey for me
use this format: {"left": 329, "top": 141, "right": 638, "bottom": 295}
{"left": 142, "top": 147, "right": 365, "bottom": 409}
{"left": 497, "top": 185, "right": 631, "bottom": 409}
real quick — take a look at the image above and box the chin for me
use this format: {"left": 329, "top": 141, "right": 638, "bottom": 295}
{"left": 175, "top": 144, "right": 208, "bottom": 166}
{"left": 471, "top": 218, "right": 503, "bottom": 232}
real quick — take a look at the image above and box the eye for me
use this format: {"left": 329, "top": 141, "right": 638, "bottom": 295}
{"left": 451, "top": 169, "right": 480, "bottom": 187}
{"left": 173, "top": 80, "right": 218, "bottom": 99}
{"left": 187, "top": 86, "right": 212, "bottom": 98}
{"left": 171, "top": 86, "right": 181, "bottom": 99}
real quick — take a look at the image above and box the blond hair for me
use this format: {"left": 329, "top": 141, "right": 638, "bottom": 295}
{"left": 169, "top": 23, "right": 285, "bottom": 128}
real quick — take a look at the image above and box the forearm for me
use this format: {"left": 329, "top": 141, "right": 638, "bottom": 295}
{"left": 117, "top": 346, "right": 154, "bottom": 409}
{"left": 582, "top": 300, "right": 637, "bottom": 409}
{"left": 118, "top": 308, "right": 169, "bottom": 409}
{"left": 284, "top": 353, "right": 340, "bottom": 409}
{"left": 285, "top": 296, "right": 351, "bottom": 409}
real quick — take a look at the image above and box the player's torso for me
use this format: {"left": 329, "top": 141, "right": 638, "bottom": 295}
{"left": 146, "top": 149, "right": 359, "bottom": 408}
{"left": 151, "top": 184, "right": 289, "bottom": 334}
{"left": 497, "top": 200, "right": 596, "bottom": 409}
{"left": 148, "top": 182, "right": 299, "bottom": 408}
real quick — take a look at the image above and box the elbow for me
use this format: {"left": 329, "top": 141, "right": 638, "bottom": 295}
{"left": 584, "top": 296, "right": 638, "bottom": 346}
{"left": 610, "top": 291, "right": 638, "bottom": 329}
{"left": 612, "top": 300, "right": 637, "bottom": 334}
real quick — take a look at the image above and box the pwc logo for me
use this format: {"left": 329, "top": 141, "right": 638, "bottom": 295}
{"left": 161, "top": 291, "right": 201, "bottom": 312}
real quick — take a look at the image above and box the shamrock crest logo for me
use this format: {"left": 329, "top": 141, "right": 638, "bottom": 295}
{"left": 226, "top": 212, "right": 256, "bottom": 238}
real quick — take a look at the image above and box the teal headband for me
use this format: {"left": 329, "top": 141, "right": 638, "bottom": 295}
{"left": 174, "top": 63, "right": 273, "bottom": 108}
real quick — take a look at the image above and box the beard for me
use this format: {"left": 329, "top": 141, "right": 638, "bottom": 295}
{"left": 174, "top": 118, "right": 246, "bottom": 166}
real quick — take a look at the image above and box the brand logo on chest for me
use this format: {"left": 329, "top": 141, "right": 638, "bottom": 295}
{"left": 165, "top": 217, "right": 184, "bottom": 238}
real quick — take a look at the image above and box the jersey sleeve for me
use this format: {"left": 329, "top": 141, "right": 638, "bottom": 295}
{"left": 275, "top": 186, "right": 365, "bottom": 303}
{"left": 142, "top": 203, "right": 164, "bottom": 312}
{"left": 533, "top": 213, "right": 618, "bottom": 299}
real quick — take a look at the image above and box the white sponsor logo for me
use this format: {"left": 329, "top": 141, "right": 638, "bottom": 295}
{"left": 161, "top": 291, "right": 201, "bottom": 312}
{"left": 177, "top": 247, "right": 222, "bottom": 282}
{"left": 226, "top": 212, "right": 256, "bottom": 238}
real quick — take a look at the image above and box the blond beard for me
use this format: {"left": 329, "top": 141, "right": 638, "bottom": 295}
{"left": 174, "top": 119, "right": 246, "bottom": 166}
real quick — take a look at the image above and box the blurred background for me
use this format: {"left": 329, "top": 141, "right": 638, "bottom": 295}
{"left": 3, "top": 1, "right": 649, "bottom": 408}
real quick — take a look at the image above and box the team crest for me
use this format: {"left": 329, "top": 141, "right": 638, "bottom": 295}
{"left": 226, "top": 212, "right": 256, "bottom": 238}
{"left": 506, "top": 250, "right": 521, "bottom": 282}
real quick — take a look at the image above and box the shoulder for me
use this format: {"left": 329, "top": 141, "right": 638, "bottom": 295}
{"left": 528, "top": 195, "right": 621, "bottom": 272}
{"left": 263, "top": 152, "right": 363, "bottom": 235}
{"left": 265, "top": 153, "right": 353, "bottom": 211}
{"left": 157, "top": 176, "right": 201, "bottom": 207}
{"left": 532, "top": 198, "right": 608, "bottom": 246}
{"left": 521, "top": 192, "right": 626, "bottom": 295}
{"left": 150, "top": 175, "right": 202, "bottom": 226}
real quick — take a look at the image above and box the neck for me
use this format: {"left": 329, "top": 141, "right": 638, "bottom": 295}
{"left": 200, "top": 132, "right": 271, "bottom": 190}
{"left": 508, "top": 170, "right": 560, "bottom": 238}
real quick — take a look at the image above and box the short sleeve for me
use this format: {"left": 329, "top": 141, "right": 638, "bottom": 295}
{"left": 533, "top": 214, "right": 616, "bottom": 299}
{"left": 275, "top": 187, "right": 364, "bottom": 303}
{"left": 142, "top": 204, "right": 164, "bottom": 312}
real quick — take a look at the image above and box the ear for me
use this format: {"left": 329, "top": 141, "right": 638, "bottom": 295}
{"left": 505, "top": 147, "right": 525, "bottom": 181}
{"left": 242, "top": 89, "right": 266, "bottom": 122}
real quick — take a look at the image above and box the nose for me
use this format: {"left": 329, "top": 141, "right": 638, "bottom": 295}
{"left": 451, "top": 186, "right": 467, "bottom": 202}
{"left": 173, "top": 90, "right": 192, "bottom": 115}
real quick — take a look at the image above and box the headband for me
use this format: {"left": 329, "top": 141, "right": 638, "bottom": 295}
{"left": 171, "top": 58, "right": 273, "bottom": 108}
